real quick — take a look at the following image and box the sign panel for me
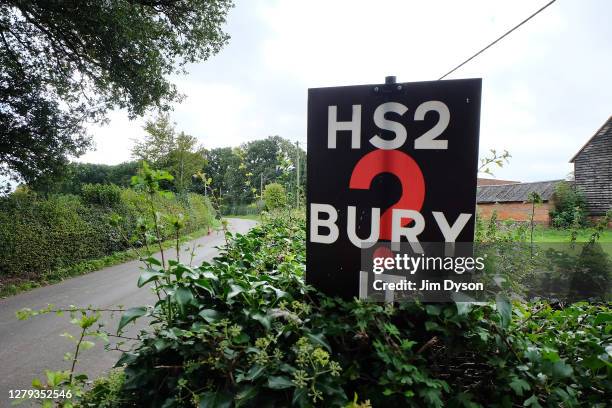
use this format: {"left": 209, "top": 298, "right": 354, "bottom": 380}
{"left": 306, "top": 79, "right": 482, "bottom": 299}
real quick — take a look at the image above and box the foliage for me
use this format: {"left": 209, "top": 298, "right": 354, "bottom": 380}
{"left": 0, "top": 184, "right": 215, "bottom": 282}
{"left": 29, "top": 162, "right": 140, "bottom": 195}
{"left": 221, "top": 202, "right": 263, "bottom": 217}
{"left": 527, "top": 192, "right": 543, "bottom": 252}
{"left": 201, "top": 147, "right": 236, "bottom": 197}
{"left": 263, "top": 183, "right": 287, "bottom": 210}
{"left": 475, "top": 210, "right": 528, "bottom": 244}
{"left": 531, "top": 225, "right": 612, "bottom": 243}
{"left": 478, "top": 149, "right": 511, "bottom": 176}
{"left": 44, "top": 214, "right": 607, "bottom": 408}
{"left": 550, "top": 181, "right": 588, "bottom": 228}
{"left": 16, "top": 304, "right": 125, "bottom": 408}
{"left": 80, "top": 184, "right": 122, "bottom": 207}
{"left": 78, "top": 370, "right": 127, "bottom": 408}
{"left": 132, "top": 115, "right": 207, "bottom": 193}
{"left": 0, "top": 0, "right": 232, "bottom": 188}
{"left": 243, "top": 136, "right": 306, "bottom": 202}
{"left": 202, "top": 136, "right": 306, "bottom": 208}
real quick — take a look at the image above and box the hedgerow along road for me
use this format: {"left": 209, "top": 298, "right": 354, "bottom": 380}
{"left": 0, "top": 218, "right": 258, "bottom": 405}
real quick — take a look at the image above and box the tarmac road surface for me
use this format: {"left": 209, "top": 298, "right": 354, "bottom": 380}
{"left": 0, "top": 218, "right": 257, "bottom": 407}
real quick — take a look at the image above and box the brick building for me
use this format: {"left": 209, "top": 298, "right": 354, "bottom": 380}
{"left": 476, "top": 180, "right": 561, "bottom": 224}
{"left": 475, "top": 116, "right": 612, "bottom": 224}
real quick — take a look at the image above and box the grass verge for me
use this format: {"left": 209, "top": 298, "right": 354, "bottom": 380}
{"left": 532, "top": 226, "right": 612, "bottom": 242}
{"left": 225, "top": 214, "right": 261, "bottom": 221}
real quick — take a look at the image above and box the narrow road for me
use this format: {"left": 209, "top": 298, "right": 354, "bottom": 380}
{"left": 0, "top": 218, "right": 257, "bottom": 406}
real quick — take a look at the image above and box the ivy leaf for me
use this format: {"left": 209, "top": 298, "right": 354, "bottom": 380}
{"left": 523, "top": 394, "right": 542, "bottom": 408}
{"left": 425, "top": 321, "right": 440, "bottom": 332}
{"left": 243, "top": 365, "right": 265, "bottom": 381}
{"left": 199, "top": 391, "right": 232, "bottom": 408}
{"left": 227, "top": 284, "right": 244, "bottom": 300}
{"left": 174, "top": 287, "right": 195, "bottom": 314}
{"left": 235, "top": 385, "right": 257, "bottom": 407}
{"left": 593, "top": 312, "right": 612, "bottom": 325}
{"left": 118, "top": 307, "right": 147, "bottom": 333}
{"left": 144, "top": 257, "right": 162, "bottom": 267}
{"left": 307, "top": 333, "right": 331, "bottom": 352}
{"left": 496, "top": 293, "right": 512, "bottom": 328}
{"left": 551, "top": 361, "right": 573, "bottom": 379}
{"left": 137, "top": 269, "right": 163, "bottom": 288}
{"left": 419, "top": 388, "right": 444, "bottom": 408}
{"left": 199, "top": 309, "right": 222, "bottom": 323}
{"left": 267, "top": 375, "right": 294, "bottom": 389}
{"left": 582, "top": 356, "right": 606, "bottom": 370}
{"left": 426, "top": 305, "right": 441, "bottom": 316}
{"left": 251, "top": 313, "right": 271, "bottom": 330}
{"left": 524, "top": 347, "right": 541, "bottom": 363}
{"left": 292, "top": 387, "right": 308, "bottom": 407}
{"left": 455, "top": 302, "right": 473, "bottom": 316}
{"left": 509, "top": 377, "right": 530, "bottom": 396}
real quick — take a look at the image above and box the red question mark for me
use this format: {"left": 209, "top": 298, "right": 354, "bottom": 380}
{"left": 349, "top": 149, "right": 425, "bottom": 241}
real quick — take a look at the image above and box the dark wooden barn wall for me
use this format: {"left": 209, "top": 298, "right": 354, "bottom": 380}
{"left": 573, "top": 120, "right": 612, "bottom": 216}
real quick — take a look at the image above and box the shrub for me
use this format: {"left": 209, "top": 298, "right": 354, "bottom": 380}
{"left": 0, "top": 192, "right": 111, "bottom": 279}
{"left": 80, "top": 183, "right": 122, "bottom": 207}
{"left": 263, "top": 183, "right": 287, "bottom": 210}
{"left": 550, "top": 181, "right": 588, "bottom": 228}
{"left": 221, "top": 201, "right": 263, "bottom": 216}
{"left": 93, "top": 215, "right": 610, "bottom": 407}
{"left": 0, "top": 188, "right": 215, "bottom": 281}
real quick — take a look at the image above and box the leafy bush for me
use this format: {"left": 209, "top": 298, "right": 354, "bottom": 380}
{"left": 96, "top": 215, "right": 610, "bottom": 407}
{"left": 263, "top": 183, "right": 287, "bottom": 210}
{"left": 0, "top": 192, "right": 112, "bottom": 280}
{"left": 80, "top": 183, "right": 122, "bottom": 207}
{"left": 0, "top": 188, "right": 215, "bottom": 281}
{"left": 550, "top": 181, "right": 588, "bottom": 228}
{"left": 221, "top": 201, "right": 263, "bottom": 216}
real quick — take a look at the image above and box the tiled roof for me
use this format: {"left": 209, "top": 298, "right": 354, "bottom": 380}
{"left": 476, "top": 178, "right": 520, "bottom": 186}
{"left": 476, "top": 180, "right": 563, "bottom": 203}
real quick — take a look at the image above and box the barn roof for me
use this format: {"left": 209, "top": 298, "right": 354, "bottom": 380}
{"left": 570, "top": 115, "right": 612, "bottom": 163}
{"left": 476, "top": 180, "right": 563, "bottom": 204}
{"left": 477, "top": 178, "right": 520, "bottom": 186}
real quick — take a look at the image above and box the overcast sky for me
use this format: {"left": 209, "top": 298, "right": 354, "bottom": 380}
{"left": 79, "top": 0, "right": 612, "bottom": 182}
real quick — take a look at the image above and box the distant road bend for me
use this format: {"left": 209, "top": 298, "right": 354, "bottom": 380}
{"left": 0, "top": 218, "right": 257, "bottom": 406}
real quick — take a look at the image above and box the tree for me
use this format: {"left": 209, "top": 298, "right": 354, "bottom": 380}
{"left": 168, "top": 132, "right": 206, "bottom": 193}
{"left": 222, "top": 147, "right": 251, "bottom": 205}
{"left": 202, "top": 147, "right": 235, "bottom": 195}
{"left": 550, "top": 181, "right": 588, "bottom": 228}
{"left": 244, "top": 137, "right": 282, "bottom": 194}
{"left": 243, "top": 136, "right": 306, "bottom": 202}
{"left": 199, "top": 136, "right": 306, "bottom": 207}
{"left": 28, "top": 161, "right": 140, "bottom": 194}
{"left": 0, "top": 0, "right": 232, "bottom": 189}
{"left": 263, "top": 183, "right": 287, "bottom": 210}
{"left": 131, "top": 114, "right": 177, "bottom": 166}
{"left": 527, "top": 191, "right": 542, "bottom": 255}
{"left": 132, "top": 114, "right": 206, "bottom": 193}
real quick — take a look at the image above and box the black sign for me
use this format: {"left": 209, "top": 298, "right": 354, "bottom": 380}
{"left": 306, "top": 78, "right": 482, "bottom": 299}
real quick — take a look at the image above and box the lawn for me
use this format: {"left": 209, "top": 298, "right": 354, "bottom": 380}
{"left": 532, "top": 226, "right": 612, "bottom": 243}
{"left": 225, "top": 214, "right": 261, "bottom": 221}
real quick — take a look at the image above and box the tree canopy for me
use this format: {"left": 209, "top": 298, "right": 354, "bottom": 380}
{"left": 0, "top": 0, "right": 233, "bottom": 189}
{"left": 203, "top": 136, "right": 306, "bottom": 206}
{"left": 132, "top": 114, "right": 206, "bottom": 193}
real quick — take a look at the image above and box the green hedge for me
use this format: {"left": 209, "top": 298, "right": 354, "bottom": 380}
{"left": 0, "top": 186, "right": 215, "bottom": 280}
{"left": 87, "top": 214, "right": 610, "bottom": 407}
